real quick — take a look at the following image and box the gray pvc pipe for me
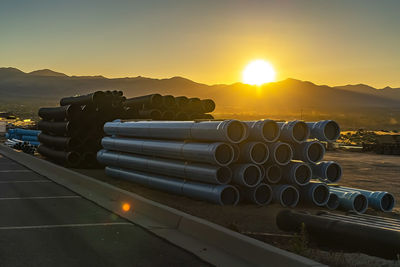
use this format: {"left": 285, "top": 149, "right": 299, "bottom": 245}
{"left": 101, "top": 137, "right": 234, "bottom": 166}
{"left": 292, "top": 140, "right": 325, "bottom": 163}
{"left": 282, "top": 161, "right": 312, "bottom": 186}
{"left": 238, "top": 142, "right": 269, "bottom": 164}
{"left": 297, "top": 181, "right": 330, "bottom": 206}
{"left": 264, "top": 164, "right": 282, "bottom": 184}
{"left": 277, "top": 120, "right": 310, "bottom": 143}
{"left": 271, "top": 184, "right": 300, "bottom": 208}
{"left": 306, "top": 120, "right": 340, "bottom": 142}
{"left": 230, "top": 163, "right": 262, "bottom": 188}
{"left": 332, "top": 186, "right": 395, "bottom": 212}
{"left": 97, "top": 149, "right": 232, "bottom": 185}
{"left": 105, "top": 167, "right": 240, "bottom": 205}
{"left": 103, "top": 120, "right": 248, "bottom": 143}
{"left": 325, "top": 193, "right": 340, "bottom": 210}
{"left": 240, "top": 183, "right": 272, "bottom": 205}
{"left": 244, "top": 120, "right": 280, "bottom": 143}
{"left": 329, "top": 187, "right": 369, "bottom": 213}
{"left": 266, "top": 142, "right": 293, "bottom": 165}
{"left": 310, "top": 161, "right": 342, "bottom": 183}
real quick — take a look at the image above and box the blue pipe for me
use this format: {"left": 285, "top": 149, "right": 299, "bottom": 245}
{"left": 329, "top": 187, "right": 368, "bottom": 213}
{"left": 12, "top": 129, "right": 41, "bottom": 136}
{"left": 332, "top": 186, "right": 395, "bottom": 212}
{"left": 21, "top": 135, "right": 38, "bottom": 142}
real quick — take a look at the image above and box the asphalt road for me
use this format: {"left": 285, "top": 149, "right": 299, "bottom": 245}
{"left": 0, "top": 153, "right": 209, "bottom": 267}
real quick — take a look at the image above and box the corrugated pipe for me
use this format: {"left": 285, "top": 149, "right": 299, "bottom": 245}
{"left": 307, "top": 120, "right": 340, "bottom": 142}
{"left": 297, "top": 181, "right": 330, "bottom": 206}
{"left": 264, "top": 164, "right": 282, "bottom": 184}
{"left": 38, "top": 133, "right": 81, "bottom": 150}
{"left": 240, "top": 183, "right": 272, "bottom": 205}
{"left": 292, "top": 140, "right": 325, "bottom": 163}
{"left": 266, "top": 142, "right": 293, "bottom": 165}
{"left": 325, "top": 193, "right": 340, "bottom": 210}
{"left": 230, "top": 163, "right": 262, "bottom": 187}
{"left": 101, "top": 137, "right": 234, "bottom": 166}
{"left": 103, "top": 120, "right": 248, "bottom": 143}
{"left": 310, "top": 161, "right": 342, "bottom": 183}
{"left": 124, "top": 94, "right": 163, "bottom": 108}
{"left": 105, "top": 167, "right": 239, "bottom": 205}
{"left": 238, "top": 142, "right": 269, "bottom": 164}
{"left": 271, "top": 184, "right": 300, "bottom": 208}
{"left": 38, "top": 105, "right": 82, "bottom": 121}
{"left": 329, "top": 187, "right": 368, "bottom": 213}
{"left": 60, "top": 91, "right": 106, "bottom": 106}
{"left": 331, "top": 186, "right": 395, "bottom": 212}
{"left": 37, "top": 144, "right": 81, "bottom": 167}
{"left": 38, "top": 120, "right": 76, "bottom": 136}
{"left": 97, "top": 149, "right": 232, "bottom": 185}
{"left": 277, "top": 120, "right": 310, "bottom": 143}
{"left": 282, "top": 161, "right": 312, "bottom": 186}
{"left": 244, "top": 120, "right": 280, "bottom": 143}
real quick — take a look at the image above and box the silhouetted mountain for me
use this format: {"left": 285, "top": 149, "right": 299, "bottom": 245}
{"left": 29, "top": 69, "right": 68, "bottom": 77}
{"left": 335, "top": 84, "right": 400, "bottom": 101}
{"left": 0, "top": 68, "right": 399, "bottom": 129}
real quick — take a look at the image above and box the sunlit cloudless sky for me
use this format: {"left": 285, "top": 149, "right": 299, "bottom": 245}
{"left": 1, "top": 0, "right": 399, "bottom": 87}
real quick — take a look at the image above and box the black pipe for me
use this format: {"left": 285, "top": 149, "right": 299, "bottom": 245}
{"left": 38, "top": 105, "right": 82, "bottom": 121}
{"left": 38, "top": 133, "right": 81, "bottom": 150}
{"left": 38, "top": 120, "right": 76, "bottom": 136}
{"left": 186, "top": 97, "right": 202, "bottom": 111}
{"left": 276, "top": 210, "right": 400, "bottom": 259}
{"left": 175, "top": 96, "right": 189, "bottom": 109}
{"left": 37, "top": 144, "right": 81, "bottom": 167}
{"left": 201, "top": 99, "right": 216, "bottom": 113}
{"left": 162, "top": 95, "right": 177, "bottom": 109}
{"left": 174, "top": 111, "right": 189, "bottom": 121}
{"left": 60, "top": 91, "right": 106, "bottom": 106}
{"left": 82, "top": 152, "right": 98, "bottom": 168}
{"left": 138, "top": 109, "right": 162, "bottom": 120}
{"left": 123, "top": 107, "right": 139, "bottom": 119}
{"left": 124, "top": 94, "right": 163, "bottom": 108}
{"left": 161, "top": 110, "right": 175, "bottom": 120}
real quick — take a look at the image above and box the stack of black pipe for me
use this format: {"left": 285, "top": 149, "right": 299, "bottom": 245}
{"left": 123, "top": 94, "right": 215, "bottom": 120}
{"left": 37, "top": 90, "right": 126, "bottom": 168}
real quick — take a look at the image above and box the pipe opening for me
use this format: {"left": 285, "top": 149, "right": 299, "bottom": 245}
{"left": 162, "top": 95, "right": 175, "bottom": 107}
{"left": 220, "top": 187, "right": 239, "bottom": 205}
{"left": 326, "top": 163, "right": 342, "bottom": 182}
{"left": 381, "top": 193, "right": 395, "bottom": 212}
{"left": 175, "top": 112, "right": 189, "bottom": 121}
{"left": 266, "top": 165, "right": 282, "bottom": 183}
{"left": 68, "top": 138, "right": 81, "bottom": 149}
{"left": 313, "top": 185, "right": 330, "bottom": 205}
{"left": 250, "top": 143, "right": 268, "bottom": 164}
{"left": 281, "top": 187, "right": 299, "bottom": 207}
{"left": 263, "top": 121, "right": 280, "bottom": 142}
{"left": 216, "top": 167, "right": 232, "bottom": 184}
{"left": 292, "top": 122, "right": 308, "bottom": 142}
{"left": 93, "top": 91, "right": 106, "bottom": 104}
{"left": 226, "top": 121, "right": 246, "bottom": 143}
{"left": 294, "top": 165, "right": 311, "bottom": 185}
{"left": 255, "top": 184, "right": 272, "bottom": 205}
{"left": 67, "top": 152, "right": 81, "bottom": 166}
{"left": 243, "top": 165, "right": 260, "bottom": 187}
{"left": 308, "top": 142, "right": 324, "bottom": 162}
{"left": 162, "top": 111, "right": 175, "bottom": 120}
{"left": 150, "top": 110, "right": 162, "bottom": 120}
{"left": 215, "top": 144, "right": 234, "bottom": 165}
{"left": 353, "top": 194, "right": 368, "bottom": 213}
{"left": 275, "top": 144, "right": 292, "bottom": 165}
{"left": 324, "top": 121, "right": 340, "bottom": 141}
{"left": 326, "top": 193, "right": 340, "bottom": 210}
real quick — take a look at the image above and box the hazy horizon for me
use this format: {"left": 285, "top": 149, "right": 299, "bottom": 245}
{"left": 1, "top": 0, "right": 400, "bottom": 88}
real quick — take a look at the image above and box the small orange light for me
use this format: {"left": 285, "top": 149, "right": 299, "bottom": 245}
{"left": 122, "top": 203, "right": 130, "bottom": 212}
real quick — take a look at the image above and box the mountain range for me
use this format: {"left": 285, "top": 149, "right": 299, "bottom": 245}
{"left": 0, "top": 67, "right": 399, "bottom": 129}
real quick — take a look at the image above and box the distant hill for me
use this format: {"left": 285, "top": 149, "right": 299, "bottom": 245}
{"left": 0, "top": 67, "right": 399, "bottom": 129}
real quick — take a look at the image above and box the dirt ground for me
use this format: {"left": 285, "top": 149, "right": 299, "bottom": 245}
{"left": 74, "top": 150, "right": 400, "bottom": 266}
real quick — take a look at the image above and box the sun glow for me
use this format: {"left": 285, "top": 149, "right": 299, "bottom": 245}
{"left": 242, "top": 59, "right": 276, "bottom": 86}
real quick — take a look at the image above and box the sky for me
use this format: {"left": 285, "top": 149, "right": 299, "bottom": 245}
{"left": 1, "top": 0, "right": 400, "bottom": 88}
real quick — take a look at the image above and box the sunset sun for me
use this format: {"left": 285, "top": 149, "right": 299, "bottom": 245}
{"left": 242, "top": 59, "right": 276, "bottom": 86}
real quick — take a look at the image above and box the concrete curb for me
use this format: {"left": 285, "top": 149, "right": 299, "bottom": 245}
{"left": 0, "top": 145, "right": 325, "bottom": 267}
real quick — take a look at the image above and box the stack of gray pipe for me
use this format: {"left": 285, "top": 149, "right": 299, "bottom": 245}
{"left": 97, "top": 119, "right": 343, "bottom": 207}
{"left": 123, "top": 94, "right": 215, "bottom": 120}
